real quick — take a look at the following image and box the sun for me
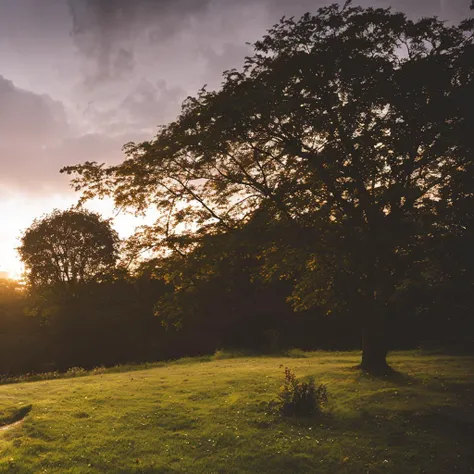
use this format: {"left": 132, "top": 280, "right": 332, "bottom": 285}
{"left": 0, "top": 246, "right": 22, "bottom": 280}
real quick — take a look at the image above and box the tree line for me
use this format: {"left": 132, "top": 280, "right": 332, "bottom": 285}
{"left": 1, "top": 1, "right": 473, "bottom": 376}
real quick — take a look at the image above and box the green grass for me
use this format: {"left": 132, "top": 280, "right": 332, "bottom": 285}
{"left": 0, "top": 351, "right": 473, "bottom": 473}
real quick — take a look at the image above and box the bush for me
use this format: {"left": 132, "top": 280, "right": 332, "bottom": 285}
{"left": 213, "top": 349, "right": 255, "bottom": 360}
{"left": 276, "top": 367, "right": 327, "bottom": 417}
{"left": 91, "top": 366, "right": 106, "bottom": 375}
{"left": 285, "top": 348, "right": 307, "bottom": 358}
{"left": 65, "top": 367, "right": 88, "bottom": 377}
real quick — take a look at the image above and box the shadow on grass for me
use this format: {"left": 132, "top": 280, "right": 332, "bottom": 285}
{"left": 0, "top": 404, "right": 32, "bottom": 428}
{"left": 348, "top": 364, "right": 419, "bottom": 386}
{"left": 373, "top": 368, "right": 418, "bottom": 386}
{"left": 412, "top": 409, "right": 474, "bottom": 438}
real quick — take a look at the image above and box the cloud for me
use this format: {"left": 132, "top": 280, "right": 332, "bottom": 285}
{"left": 0, "top": 75, "right": 69, "bottom": 145}
{"left": 65, "top": 0, "right": 472, "bottom": 93}
{"left": 67, "top": 0, "right": 215, "bottom": 87}
{"left": 120, "top": 80, "right": 184, "bottom": 128}
{"left": 0, "top": 75, "right": 70, "bottom": 192}
{"left": 0, "top": 75, "right": 135, "bottom": 195}
{"left": 198, "top": 43, "right": 253, "bottom": 88}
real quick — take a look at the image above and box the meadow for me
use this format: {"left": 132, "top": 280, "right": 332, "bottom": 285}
{"left": 0, "top": 351, "right": 473, "bottom": 473}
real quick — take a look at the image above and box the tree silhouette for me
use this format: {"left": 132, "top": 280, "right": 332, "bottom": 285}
{"left": 19, "top": 209, "right": 119, "bottom": 291}
{"left": 63, "top": 2, "right": 474, "bottom": 374}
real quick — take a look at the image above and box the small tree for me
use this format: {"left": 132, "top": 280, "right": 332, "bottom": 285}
{"left": 63, "top": 3, "right": 474, "bottom": 373}
{"left": 18, "top": 209, "right": 119, "bottom": 291}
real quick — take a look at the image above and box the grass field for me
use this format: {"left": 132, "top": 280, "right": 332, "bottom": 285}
{"left": 0, "top": 351, "right": 473, "bottom": 473}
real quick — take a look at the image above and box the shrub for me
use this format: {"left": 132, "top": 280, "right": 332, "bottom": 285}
{"left": 91, "top": 366, "right": 106, "bottom": 375}
{"left": 213, "top": 349, "right": 255, "bottom": 360}
{"left": 65, "top": 367, "right": 88, "bottom": 377}
{"left": 0, "top": 371, "right": 62, "bottom": 385}
{"left": 285, "top": 348, "right": 307, "bottom": 358}
{"left": 276, "top": 367, "right": 327, "bottom": 417}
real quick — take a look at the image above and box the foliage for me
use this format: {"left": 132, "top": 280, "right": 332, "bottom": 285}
{"left": 276, "top": 367, "right": 327, "bottom": 416}
{"left": 285, "top": 348, "right": 307, "bottom": 358}
{"left": 62, "top": 2, "right": 474, "bottom": 372}
{"left": 18, "top": 208, "right": 120, "bottom": 291}
{"left": 0, "top": 357, "right": 209, "bottom": 386}
{"left": 213, "top": 349, "right": 256, "bottom": 360}
{"left": 65, "top": 366, "right": 88, "bottom": 377}
{"left": 0, "top": 274, "right": 173, "bottom": 376}
{"left": 151, "top": 224, "right": 302, "bottom": 355}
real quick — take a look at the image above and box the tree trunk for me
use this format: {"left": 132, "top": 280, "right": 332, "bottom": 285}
{"left": 358, "top": 242, "right": 394, "bottom": 375}
{"left": 360, "top": 308, "right": 391, "bottom": 375}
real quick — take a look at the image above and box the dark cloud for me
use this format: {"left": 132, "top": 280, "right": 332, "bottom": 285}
{"left": 78, "top": 79, "right": 185, "bottom": 137}
{"left": 65, "top": 0, "right": 472, "bottom": 88}
{"left": 67, "top": 0, "right": 214, "bottom": 87}
{"left": 199, "top": 43, "right": 253, "bottom": 87}
{"left": 265, "top": 0, "right": 471, "bottom": 21}
{"left": 120, "top": 79, "right": 184, "bottom": 128}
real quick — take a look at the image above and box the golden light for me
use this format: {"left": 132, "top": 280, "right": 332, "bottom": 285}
{"left": 0, "top": 192, "right": 156, "bottom": 280}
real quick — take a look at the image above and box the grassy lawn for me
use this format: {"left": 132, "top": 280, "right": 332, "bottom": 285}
{"left": 0, "top": 351, "right": 473, "bottom": 473}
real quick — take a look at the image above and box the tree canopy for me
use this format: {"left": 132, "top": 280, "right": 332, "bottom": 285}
{"left": 63, "top": 2, "right": 474, "bottom": 373}
{"left": 19, "top": 209, "right": 120, "bottom": 290}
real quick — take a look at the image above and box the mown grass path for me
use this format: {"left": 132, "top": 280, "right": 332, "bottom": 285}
{"left": 0, "top": 352, "right": 473, "bottom": 473}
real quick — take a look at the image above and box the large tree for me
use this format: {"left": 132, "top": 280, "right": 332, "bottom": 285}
{"left": 19, "top": 209, "right": 119, "bottom": 291}
{"left": 63, "top": 2, "right": 474, "bottom": 374}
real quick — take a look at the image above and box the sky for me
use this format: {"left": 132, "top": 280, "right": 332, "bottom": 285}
{"left": 0, "top": 0, "right": 471, "bottom": 278}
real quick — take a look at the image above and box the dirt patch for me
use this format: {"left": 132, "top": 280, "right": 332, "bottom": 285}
{"left": 0, "top": 418, "right": 25, "bottom": 431}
